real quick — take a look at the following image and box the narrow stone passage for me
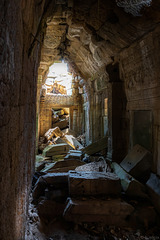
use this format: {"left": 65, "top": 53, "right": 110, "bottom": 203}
{"left": 1, "top": 1, "right": 160, "bottom": 239}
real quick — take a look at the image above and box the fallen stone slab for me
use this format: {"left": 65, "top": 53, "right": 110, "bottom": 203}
{"left": 68, "top": 171, "right": 121, "bottom": 196}
{"left": 112, "top": 162, "right": 148, "bottom": 199}
{"left": 75, "top": 159, "right": 107, "bottom": 172}
{"left": 48, "top": 166, "right": 81, "bottom": 173}
{"left": 146, "top": 173, "right": 160, "bottom": 214}
{"left": 32, "top": 173, "right": 68, "bottom": 201}
{"left": 41, "top": 162, "right": 56, "bottom": 172}
{"left": 54, "top": 137, "right": 74, "bottom": 150}
{"left": 50, "top": 159, "right": 85, "bottom": 169}
{"left": 52, "top": 119, "right": 68, "bottom": 130}
{"left": 42, "top": 143, "right": 70, "bottom": 157}
{"left": 120, "top": 144, "right": 152, "bottom": 183}
{"left": 43, "top": 159, "right": 85, "bottom": 173}
{"left": 64, "top": 150, "right": 83, "bottom": 161}
{"left": 51, "top": 154, "right": 66, "bottom": 161}
{"left": 82, "top": 136, "right": 108, "bottom": 155}
{"left": 44, "top": 127, "right": 64, "bottom": 141}
{"left": 63, "top": 198, "right": 134, "bottom": 227}
{"left": 62, "top": 135, "right": 83, "bottom": 150}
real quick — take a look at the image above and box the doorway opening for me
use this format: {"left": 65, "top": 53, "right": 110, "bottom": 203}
{"left": 45, "top": 62, "right": 72, "bottom": 95}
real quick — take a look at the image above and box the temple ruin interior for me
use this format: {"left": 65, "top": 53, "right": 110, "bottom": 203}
{"left": 1, "top": 0, "right": 160, "bottom": 239}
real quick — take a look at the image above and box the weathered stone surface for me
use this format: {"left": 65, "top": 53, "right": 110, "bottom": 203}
{"left": 44, "top": 127, "right": 64, "bottom": 140}
{"left": 42, "top": 143, "right": 70, "bottom": 156}
{"left": 75, "top": 160, "right": 107, "bottom": 172}
{"left": 63, "top": 198, "right": 134, "bottom": 227}
{"left": 62, "top": 135, "right": 84, "bottom": 150}
{"left": 120, "top": 145, "right": 152, "bottom": 183}
{"left": 64, "top": 150, "right": 83, "bottom": 161}
{"left": 82, "top": 136, "right": 108, "bottom": 155}
{"left": 32, "top": 173, "right": 69, "bottom": 201}
{"left": 42, "top": 159, "right": 85, "bottom": 173}
{"left": 38, "top": 200, "right": 65, "bottom": 223}
{"left": 146, "top": 173, "right": 160, "bottom": 214}
{"left": 68, "top": 171, "right": 121, "bottom": 196}
{"left": 112, "top": 162, "right": 148, "bottom": 198}
{"left": 50, "top": 159, "right": 84, "bottom": 169}
{"left": 2, "top": 0, "right": 160, "bottom": 239}
{"left": 52, "top": 119, "right": 68, "bottom": 129}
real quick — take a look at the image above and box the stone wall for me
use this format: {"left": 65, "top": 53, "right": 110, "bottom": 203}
{"left": 39, "top": 92, "right": 81, "bottom": 136}
{"left": 0, "top": 1, "right": 46, "bottom": 239}
{"left": 120, "top": 25, "right": 160, "bottom": 175}
{"left": 1, "top": 1, "right": 160, "bottom": 239}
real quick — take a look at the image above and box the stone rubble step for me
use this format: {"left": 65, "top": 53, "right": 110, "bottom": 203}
{"left": 120, "top": 144, "right": 152, "bottom": 183}
{"left": 63, "top": 198, "right": 134, "bottom": 227}
{"left": 42, "top": 143, "right": 70, "bottom": 157}
{"left": 68, "top": 171, "right": 121, "bottom": 196}
{"left": 47, "top": 159, "right": 85, "bottom": 173}
{"left": 75, "top": 159, "right": 107, "bottom": 172}
{"left": 112, "top": 162, "right": 148, "bottom": 198}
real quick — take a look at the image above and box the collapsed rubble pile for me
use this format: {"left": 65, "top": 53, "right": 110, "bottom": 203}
{"left": 52, "top": 108, "right": 69, "bottom": 130}
{"left": 35, "top": 129, "right": 160, "bottom": 233}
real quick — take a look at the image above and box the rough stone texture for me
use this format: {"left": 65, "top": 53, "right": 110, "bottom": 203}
{"left": 64, "top": 198, "right": 134, "bottom": 227}
{"left": 68, "top": 171, "right": 121, "bottom": 196}
{"left": 146, "top": 173, "right": 160, "bottom": 214}
{"left": 112, "top": 162, "right": 148, "bottom": 198}
{"left": 0, "top": 0, "right": 48, "bottom": 239}
{"left": 120, "top": 144, "right": 152, "bottom": 183}
{"left": 119, "top": 24, "right": 160, "bottom": 173}
{"left": 39, "top": 89, "right": 82, "bottom": 137}
{"left": 2, "top": 0, "right": 160, "bottom": 239}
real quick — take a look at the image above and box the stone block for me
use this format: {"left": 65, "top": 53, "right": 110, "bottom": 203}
{"left": 75, "top": 159, "right": 107, "bottom": 172}
{"left": 44, "top": 126, "right": 64, "bottom": 140}
{"left": 38, "top": 200, "right": 65, "bottom": 223}
{"left": 44, "top": 159, "right": 85, "bottom": 173}
{"left": 62, "top": 135, "right": 84, "bottom": 150}
{"left": 42, "top": 143, "right": 69, "bottom": 157}
{"left": 68, "top": 171, "right": 121, "bottom": 196}
{"left": 64, "top": 150, "right": 83, "bottom": 161}
{"left": 146, "top": 173, "right": 160, "bottom": 214}
{"left": 32, "top": 173, "right": 69, "bottom": 201}
{"left": 82, "top": 136, "right": 108, "bottom": 155}
{"left": 50, "top": 159, "right": 85, "bottom": 169}
{"left": 52, "top": 119, "right": 68, "bottom": 129}
{"left": 112, "top": 162, "right": 148, "bottom": 198}
{"left": 54, "top": 137, "right": 74, "bottom": 150}
{"left": 63, "top": 198, "right": 134, "bottom": 227}
{"left": 120, "top": 144, "right": 152, "bottom": 183}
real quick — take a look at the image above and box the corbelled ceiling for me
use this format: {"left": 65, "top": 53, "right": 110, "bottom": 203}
{"left": 38, "top": 0, "right": 160, "bottom": 83}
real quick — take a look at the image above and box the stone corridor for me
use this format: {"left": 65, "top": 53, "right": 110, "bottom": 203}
{"left": 1, "top": 0, "right": 160, "bottom": 239}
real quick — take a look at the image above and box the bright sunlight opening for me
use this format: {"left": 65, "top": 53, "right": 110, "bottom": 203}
{"left": 45, "top": 61, "right": 72, "bottom": 95}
